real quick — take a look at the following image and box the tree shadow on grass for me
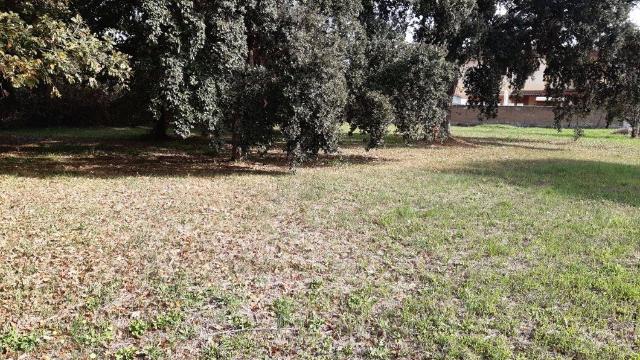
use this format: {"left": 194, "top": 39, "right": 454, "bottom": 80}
{"left": 458, "top": 136, "right": 567, "bottom": 152}
{"left": 341, "top": 131, "right": 567, "bottom": 151}
{"left": 0, "top": 136, "right": 388, "bottom": 178}
{"left": 450, "top": 159, "right": 640, "bottom": 207}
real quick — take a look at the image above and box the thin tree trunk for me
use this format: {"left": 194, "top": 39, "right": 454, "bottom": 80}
{"left": 631, "top": 111, "right": 640, "bottom": 138}
{"left": 230, "top": 40, "right": 259, "bottom": 161}
{"left": 231, "top": 114, "right": 243, "bottom": 160}
{"left": 441, "top": 79, "right": 459, "bottom": 139}
{"left": 152, "top": 108, "right": 170, "bottom": 140}
{"left": 0, "top": 79, "right": 14, "bottom": 121}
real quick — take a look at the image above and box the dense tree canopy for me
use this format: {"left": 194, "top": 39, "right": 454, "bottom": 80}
{"left": 67, "top": 0, "right": 456, "bottom": 163}
{"left": 346, "top": 1, "right": 455, "bottom": 146}
{"left": 414, "top": 0, "right": 639, "bottom": 128}
{"left": 2, "top": 0, "right": 640, "bottom": 164}
{"left": 598, "top": 25, "right": 640, "bottom": 137}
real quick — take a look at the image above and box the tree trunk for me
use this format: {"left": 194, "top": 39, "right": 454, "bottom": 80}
{"left": 631, "top": 111, "right": 640, "bottom": 138}
{"left": 441, "top": 79, "right": 459, "bottom": 138}
{"left": 632, "top": 122, "right": 639, "bottom": 138}
{"left": 231, "top": 115, "right": 243, "bottom": 160}
{"left": 0, "top": 79, "right": 13, "bottom": 121}
{"left": 152, "top": 108, "right": 170, "bottom": 140}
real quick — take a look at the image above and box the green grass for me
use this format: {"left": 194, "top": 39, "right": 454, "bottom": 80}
{"left": 0, "top": 125, "right": 639, "bottom": 359}
{"left": 0, "top": 126, "right": 151, "bottom": 140}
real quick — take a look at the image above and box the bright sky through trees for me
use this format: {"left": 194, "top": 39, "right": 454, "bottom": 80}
{"left": 631, "top": 5, "right": 640, "bottom": 25}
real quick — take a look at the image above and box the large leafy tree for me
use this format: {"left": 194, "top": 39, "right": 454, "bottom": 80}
{"left": 599, "top": 25, "right": 640, "bottom": 137}
{"left": 75, "top": 0, "right": 355, "bottom": 164}
{"left": 268, "top": 1, "right": 356, "bottom": 164}
{"left": 346, "top": 0, "right": 455, "bottom": 148}
{"left": 512, "top": 0, "right": 638, "bottom": 129}
{"left": 0, "top": 0, "right": 130, "bottom": 97}
{"left": 414, "top": 0, "right": 639, "bottom": 130}
{"left": 415, "top": 0, "right": 541, "bottom": 122}
{"left": 74, "top": 0, "right": 247, "bottom": 139}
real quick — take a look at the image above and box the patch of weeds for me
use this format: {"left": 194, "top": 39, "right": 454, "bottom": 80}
{"left": 128, "top": 310, "right": 184, "bottom": 338}
{"left": 272, "top": 297, "right": 296, "bottom": 328}
{"left": 534, "top": 324, "right": 598, "bottom": 359}
{"left": 346, "top": 287, "right": 376, "bottom": 315}
{"left": 150, "top": 274, "right": 190, "bottom": 304}
{"left": 85, "top": 280, "right": 121, "bottom": 311}
{"left": 367, "top": 341, "right": 391, "bottom": 359}
{"left": 308, "top": 278, "right": 323, "bottom": 291}
{"left": 459, "top": 286, "right": 502, "bottom": 316}
{"left": 114, "top": 346, "right": 138, "bottom": 360}
{"left": 70, "top": 318, "right": 114, "bottom": 347}
{"left": 304, "top": 312, "right": 325, "bottom": 332}
{"left": 340, "top": 343, "right": 355, "bottom": 357}
{"left": 463, "top": 335, "right": 513, "bottom": 360}
{"left": 593, "top": 263, "right": 640, "bottom": 301}
{"left": 182, "top": 287, "right": 216, "bottom": 308}
{"left": 0, "top": 328, "right": 40, "bottom": 353}
{"left": 218, "top": 293, "right": 244, "bottom": 308}
{"left": 151, "top": 278, "right": 241, "bottom": 312}
{"left": 142, "top": 345, "right": 165, "bottom": 359}
{"left": 201, "top": 335, "right": 255, "bottom": 360}
{"left": 485, "top": 238, "right": 511, "bottom": 257}
{"left": 128, "top": 319, "right": 149, "bottom": 338}
{"left": 228, "top": 313, "right": 252, "bottom": 330}
{"left": 340, "top": 286, "right": 380, "bottom": 333}
{"left": 380, "top": 206, "right": 420, "bottom": 227}
{"left": 176, "top": 323, "right": 198, "bottom": 341}
{"left": 152, "top": 310, "right": 184, "bottom": 330}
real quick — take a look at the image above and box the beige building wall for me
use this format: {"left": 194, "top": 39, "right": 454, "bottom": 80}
{"left": 454, "top": 63, "right": 549, "bottom": 105}
{"left": 450, "top": 105, "right": 609, "bottom": 128}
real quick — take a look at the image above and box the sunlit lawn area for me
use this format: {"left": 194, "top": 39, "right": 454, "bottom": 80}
{"left": 1, "top": 125, "right": 639, "bottom": 359}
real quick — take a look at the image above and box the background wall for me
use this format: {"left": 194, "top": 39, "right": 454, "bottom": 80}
{"left": 450, "top": 105, "right": 610, "bottom": 128}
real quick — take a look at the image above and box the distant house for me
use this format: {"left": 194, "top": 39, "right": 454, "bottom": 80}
{"left": 450, "top": 63, "right": 608, "bottom": 128}
{"left": 454, "top": 63, "right": 568, "bottom": 106}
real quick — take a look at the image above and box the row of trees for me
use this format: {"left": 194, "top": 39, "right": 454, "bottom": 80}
{"left": 1, "top": 0, "right": 640, "bottom": 162}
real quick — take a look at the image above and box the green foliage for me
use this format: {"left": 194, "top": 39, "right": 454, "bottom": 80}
{"left": 128, "top": 319, "right": 149, "bottom": 338}
{"left": 127, "top": 310, "right": 184, "bottom": 338}
{"left": 274, "top": 2, "right": 351, "bottom": 164}
{"left": 347, "top": 2, "right": 455, "bottom": 145}
{"left": 367, "top": 341, "right": 391, "bottom": 360}
{"left": 142, "top": 345, "right": 165, "bottom": 360}
{"left": 114, "top": 346, "right": 137, "bottom": 360}
{"left": 349, "top": 91, "right": 395, "bottom": 149}
{"left": 0, "top": 3, "right": 130, "bottom": 95}
{"left": 151, "top": 310, "right": 183, "bottom": 330}
{"left": 272, "top": 297, "right": 296, "bottom": 328}
{"left": 4, "top": 0, "right": 638, "bottom": 161}
{"left": 0, "top": 328, "right": 40, "bottom": 353}
{"left": 415, "top": 0, "right": 639, "bottom": 126}
{"left": 345, "top": 287, "right": 376, "bottom": 315}
{"left": 201, "top": 335, "right": 255, "bottom": 360}
{"left": 70, "top": 318, "right": 114, "bottom": 347}
{"left": 600, "top": 25, "right": 640, "bottom": 138}
{"left": 66, "top": 0, "right": 455, "bottom": 163}
{"left": 385, "top": 44, "right": 455, "bottom": 140}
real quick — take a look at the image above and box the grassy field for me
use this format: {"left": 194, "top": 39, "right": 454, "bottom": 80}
{"left": 0, "top": 125, "right": 639, "bottom": 359}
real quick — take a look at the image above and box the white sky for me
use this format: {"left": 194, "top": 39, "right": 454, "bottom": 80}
{"left": 631, "top": 6, "right": 640, "bottom": 25}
